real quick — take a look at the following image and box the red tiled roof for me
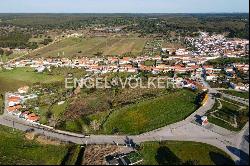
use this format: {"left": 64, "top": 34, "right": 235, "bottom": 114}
{"left": 7, "top": 105, "right": 22, "bottom": 112}
{"left": 27, "top": 113, "right": 39, "bottom": 122}
{"left": 8, "top": 96, "right": 20, "bottom": 102}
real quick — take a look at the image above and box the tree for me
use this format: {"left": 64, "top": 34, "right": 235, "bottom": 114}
{"left": 27, "top": 42, "right": 38, "bottom": 49}
{"left": 41, "top": 38, "right": 53, "bottom": 45}
{"left": 0, "top": 48, "right": 3, "bottom": 55}
{"left": 0, "top": 31, "right": 31, "bottom": 48}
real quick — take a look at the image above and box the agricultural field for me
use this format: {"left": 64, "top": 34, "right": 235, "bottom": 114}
{"left": 0, "top": 67, "right": 64, "bottom": 94}
{"left": 57, "top": 86, "right": 166, "bottom": 134}
{"left": 162, "top": 41, "right": 184, "bottom": 49}
{"left": 206, "top": 98, "right": 249, "bottom": 131}
{"left": 0, "top": 125, "right": 70, "bottom": 165}
{"left": 29, "top": 37, "right": 147, "bottom": 58}
{"left": 103, "top": 89, "right": 198, "bottom": 135}
{"left": 220, "top": 90, "right": 249, "bottom": 99}
{"left": 143, "top": 39, "right": 163, "bottom": 57}
{"left": 104, "top": 38, "right": 146, "bottom": 56}
{"left": 140, "top": 141, "right": 234, "bottom": 165}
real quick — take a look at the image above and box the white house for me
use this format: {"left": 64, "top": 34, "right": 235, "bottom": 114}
{"left": 35, "top": 66, "right": 46, "bottom": 73}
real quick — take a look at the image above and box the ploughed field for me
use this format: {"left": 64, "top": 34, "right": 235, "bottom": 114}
{"left": 29, "top": 37, "right": 147, "bottom": 58}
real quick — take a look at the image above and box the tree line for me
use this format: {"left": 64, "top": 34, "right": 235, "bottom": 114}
{"left": 0, "top": 31, "right": 32, "bottom": 49}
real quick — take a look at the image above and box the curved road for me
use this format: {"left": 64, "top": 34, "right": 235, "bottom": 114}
{"left": 0, "top": 78, "right": 248, "bottom": 163}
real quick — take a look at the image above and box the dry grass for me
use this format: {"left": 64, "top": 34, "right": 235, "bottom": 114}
{"left": 83, "top": 145, "right": 131, "bottom": 165}
{"left": 35, "top": 135, "right": 63, "bottom": 146}
{"left": 29, "top": 37, "right": 147, "bottom": 58}
{"left": 25, "top": 132, "right": 36, "bottom": 140}
{"left": 25, "top": 132, "right": 65, "bottom": 145}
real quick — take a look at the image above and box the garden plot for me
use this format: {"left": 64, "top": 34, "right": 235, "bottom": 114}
{"left": 207, "top": 98, "right": 249, "bottom": 131}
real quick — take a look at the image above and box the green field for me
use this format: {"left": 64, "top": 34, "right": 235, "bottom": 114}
{"left": 0, "top": 68, "right": 64, "bottom": 93}
{"left": 51, "top": 102, "right": 68, "bottom": 119}
{"left": 0, "top": 97, "right": 3, "bottom": 114}
{"left": 0, "top": 125, "right": 70, "bottom": 165}
{"left": 220, "top": 90, "right": 249, "bottom": 99}
{"left": 103, "top": 89, "right": 198, "bottom": 135}
{"left": 144, "top": 60, "right": 156, "bottom": 66}
{"left": 63, "top": 110, "right": 111, "bottom": 134}
{"left": 140, "top": 141, "right": 234, "bottom": 165}
{"left": 30, "top": 37, "right": 147, "bottom": 58}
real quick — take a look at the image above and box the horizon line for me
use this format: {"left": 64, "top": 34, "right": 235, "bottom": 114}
{"left": 0, "top": 12, "right": 249, "bottom": 14}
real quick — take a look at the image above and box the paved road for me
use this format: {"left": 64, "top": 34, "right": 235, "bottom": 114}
{"left": 236, "top": 124, "right": 249, "bottom": 165}
{"left": 0, "top": 88, "right": 240, "bottom": 161}
{"left": 0, "top": 116, "right": 85, "bottom": 142}
{"left": 0, "top": 113, "right": 241, "bottom": 162}
{"left": 221, "top": 93, "right": 249, "bottom": 106}
{"left": 203, "top": 82, "right": 249, "bottom": 106}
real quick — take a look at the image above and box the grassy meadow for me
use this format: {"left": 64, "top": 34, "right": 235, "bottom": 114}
{"left": 103, "top": 89, "right": 198, "bottom": 135}
{"left": 0, "top": 67, "right": 64, "bottom": 93}
{"left": 140, "top": 141, "right": 234, "bottom": 165}
{"left": 0, "top": 125, "right": 69, "bottom": 165}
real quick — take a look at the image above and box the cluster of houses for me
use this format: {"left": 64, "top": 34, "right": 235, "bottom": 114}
{"left": 6, "top": 54, "right": 221, "bottom": 75}
{"left": 201, "top": 65, "right": 222, "bottom": 81}
{"left": 91, "top": 27, "right": 123, "bottom": 33}
{"left": 5, "top": 86, "right": 40, "bottom": 123}
{"left": 4, "top": 52, "right": 249, "bottom": 92}
{"left": 185, "top": 32, "right": 249, "bottom": 57}
{"left": 3, "top": 31, "right": 249, "bottom": 92}
{"left": 202, "top": 63, "right": 249, "bottom": 91}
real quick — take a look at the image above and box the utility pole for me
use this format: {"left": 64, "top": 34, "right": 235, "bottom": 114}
{"left": 12, "top": 121, "right": 15, "bottom": 132}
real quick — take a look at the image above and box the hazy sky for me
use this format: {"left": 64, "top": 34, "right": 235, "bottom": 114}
{"left": 0, "top": 0, "right": 249, "bottom": 13}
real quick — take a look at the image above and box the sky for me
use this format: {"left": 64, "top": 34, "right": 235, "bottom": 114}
{"left": 0, "top": 0, "right": 249, "bottom": 13}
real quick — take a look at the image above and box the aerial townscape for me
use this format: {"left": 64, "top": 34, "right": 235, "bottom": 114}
{"left": 0, "top": 0, "right": 249, "bottom": 165}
